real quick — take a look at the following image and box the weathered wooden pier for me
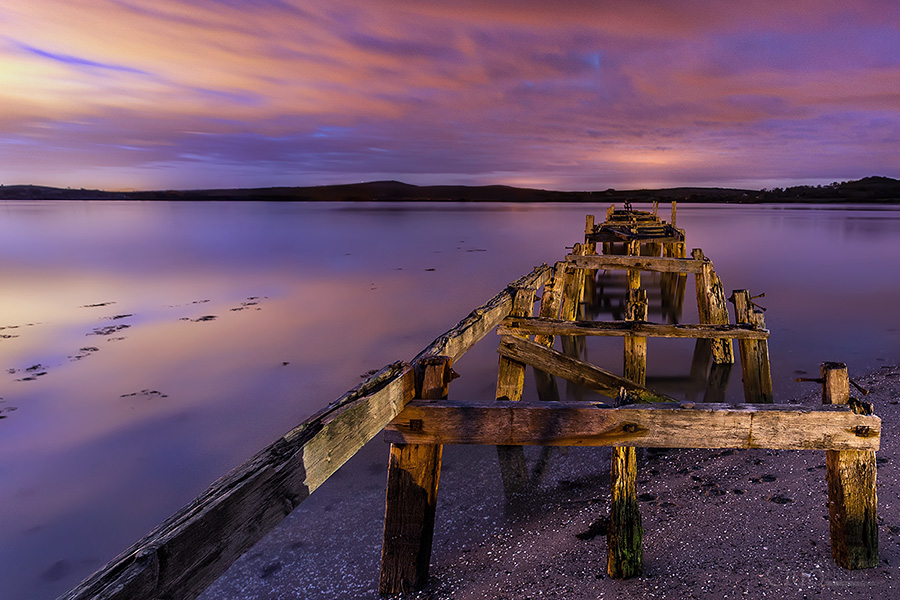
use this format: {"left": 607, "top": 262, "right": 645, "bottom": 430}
{"left": 63, "top": 205, "right": 879, "bottom": 599}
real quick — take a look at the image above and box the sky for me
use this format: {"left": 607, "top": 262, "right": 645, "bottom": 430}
{"left": 1, "top": 1, "right": 899, "bottom": 192}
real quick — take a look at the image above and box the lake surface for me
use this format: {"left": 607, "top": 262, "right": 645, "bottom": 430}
{"left": 1, "top": 201, "right": 898, "bottom": 600}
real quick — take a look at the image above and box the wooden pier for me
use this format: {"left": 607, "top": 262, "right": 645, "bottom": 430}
{"left": 62, "top": 205, "right": 879, "bottom": 600}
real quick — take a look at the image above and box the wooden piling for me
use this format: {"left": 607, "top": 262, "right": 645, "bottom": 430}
{"left": 583, "top": 216, "right": 598, "bottom": 308}
{"left": 732, "top": 290, "right": 773, "bottom": 403}
{"left": 379, "top": 356, "right": 453, "bottom": 593}
{"left": 822, "top": 362, "right": 878, "bottom": 569}
{"left": 533, "top": 263, "right": 567, "bottom": 403}
{"left": 626, "top": 240, "right": 641, "bottom": 292}
{"left": 691, "top": 249, "right": 733, "bottom": 365}
{"left": 561, "top": 245, "right": 587, "bottom": 398}
{"left": 496, "top": 288, "right": 536, "bottom": 497}
{"left": 608, "top": 289, "right": 646, "bottom": 579}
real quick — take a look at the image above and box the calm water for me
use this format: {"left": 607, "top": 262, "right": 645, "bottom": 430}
{"left": 1, "top": 201, "right": 898, "bottom": 599}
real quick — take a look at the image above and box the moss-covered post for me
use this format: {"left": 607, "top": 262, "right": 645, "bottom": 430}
{"left": 822, "top": 362, "right": 878, "bottom": 569}
{"left": 608, "top": 288, "right": 646, "bottom": 579}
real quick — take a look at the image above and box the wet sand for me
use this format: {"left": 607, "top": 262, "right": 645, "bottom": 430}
{"left": 202, "top": 365, "right": 900, "bottom": 600}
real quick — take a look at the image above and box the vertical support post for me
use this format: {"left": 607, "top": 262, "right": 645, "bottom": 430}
{"left": 626, "top": 240, "right": 641, "bottom": 291}
{"left": 822, "top": 362, "right": 878, "bottom": 569}
{"left": 608, "top": 289, "right": 645, "bottom": 579}
{"left": 583, "top": 215, "right": 598, "bottom": 308}
{"left": 532, "top": 262, "right": 567, "bottom": 403}
{"left": 379, "top": 356, "right": 452, "bottom": 593}
{"left": 732, "top": 290, "right": 774, "bottom": 403}
{"left": 691, "top": 249, "right": 733, "bottom": 365}
{"left": 496, "top": 287, "right": 535, "bottom": 498}
{"left": 670, "top": 201, "right": 677, "bottom": 229}
{"left": 660, "top": 241, "right": 684, "bottom": 323}
{"left": 561, "top": 243, "right": 586, "bottom": 361}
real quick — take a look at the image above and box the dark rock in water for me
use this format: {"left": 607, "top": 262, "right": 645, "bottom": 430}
{"left": 193, "top": 315, "right": 217, "bottom": 322}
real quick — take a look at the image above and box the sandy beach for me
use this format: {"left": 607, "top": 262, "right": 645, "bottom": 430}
{"left": 201, "top": 364, "right": 899, "bottom": 600}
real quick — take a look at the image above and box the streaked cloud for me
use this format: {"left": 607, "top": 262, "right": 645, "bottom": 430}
{"left": 1, "top": 0, "right": 898, "bottom": 190}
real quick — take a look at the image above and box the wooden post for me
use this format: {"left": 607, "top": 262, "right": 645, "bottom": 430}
{"left": 496, "top": 288, "right": 535, "bottom": 497}
{"left": 659, "top": 240, "right": 687, "bottom": 324}
{"left": 626, "top": 240, "right": 641, "bottom": 291}
{"left": 561, "top": 244, "right": 587, "bottom": 377}
{"left": 670, "top": 201, "right": 677, "bottom": 229}
{"left": 732, "top": 290, "right": 773, "bottom": 403}
{"left": 691, "top": 249, "right": 733, "bottom": 365}
{"left": 822, "top": 362, "right": 878, "bottom": 569}
{"left": 608, "top": 289, "right": 645, "bottom": 579}
{"left": 379, "top": 357, "right": 452, "bottom": 593}
{"left": 532, "top": 262, "right": 567, "bottom": 403}
{"left": 583, "top": 216, "right": 598, "bottom": 308}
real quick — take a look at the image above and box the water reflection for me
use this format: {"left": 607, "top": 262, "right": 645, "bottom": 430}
{"left": 1, "top": 201, "right": 899, "bottom": 599}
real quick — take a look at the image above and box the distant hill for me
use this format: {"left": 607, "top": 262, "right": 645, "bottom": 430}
{"left": 2, "top": 176, "right": 898, "bottom": 203}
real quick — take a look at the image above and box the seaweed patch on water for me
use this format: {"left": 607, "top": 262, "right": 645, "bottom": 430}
{"left": 193, "top": 315, "right": 217, "bottom": 322}
{"left": 0, "top": 404, "right": 16, "bottom": 419}
{"left": 81, "top": 301, "right": 116, "bottom": 308}
{"left": 16, "top": 364, "right": 48, "bottom": 381}
{"left": 120, "top": 389, "right": 168, "bottom": 399}
{"left": 108, "top": 314, "right": 134, "bottom": 320}
{"left": 230, "top": 296, "right": 266, "bottom": 312}
{"left": 89, "top": 324, "right": 130, "bottom": 336}
{"left": 70, "top": 347, "right": 100, "bottom": 361}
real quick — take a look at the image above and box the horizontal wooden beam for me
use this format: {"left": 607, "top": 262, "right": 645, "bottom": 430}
{"left": 499, "top": 317, "right": 769, "bottom": 340}
{"left": 385, "top": 400, "right": 881, "bottom": 451}
{"left": 567, "top": 254, "right": 705, "bottom": 273}
{"left": 497, "top": 335, "right": 677, "bottom": 404}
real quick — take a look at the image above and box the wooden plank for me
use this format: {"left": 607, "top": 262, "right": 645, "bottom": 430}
{"left": 380, "top": 357, "right": 451, "bottom": 593}
{"left": 62, "top": 362, "right": 415, "bottom": 600}
{"left": 497, "top": 335, "right": 678, "bottom": 404}
{"left": 384, "top": 400, "right": 882, "bottom": 451}
{"left": 822, "top": 362, "right": 879, "bottom": 569}
{"left": 567, "top": 254, "right": 705, "bottom": 274}
{"left": 412, "top": 265, "right": 551, "bottom": 365}
{"left": 499, "top": 317, "right": 769, "bottom": 340}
